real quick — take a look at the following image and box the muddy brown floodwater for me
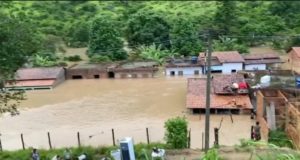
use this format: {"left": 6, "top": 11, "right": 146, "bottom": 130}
{"left": 0, "top": 77, "right": 253, "bottom": 150}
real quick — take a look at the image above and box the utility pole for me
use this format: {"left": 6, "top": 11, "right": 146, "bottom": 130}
{"left": 204, "top": 31, "right": 212, "bottom": 152}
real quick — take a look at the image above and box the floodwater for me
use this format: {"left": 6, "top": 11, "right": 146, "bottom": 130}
{"left": 0, "top": 77, "right": 253, "bottom": 150}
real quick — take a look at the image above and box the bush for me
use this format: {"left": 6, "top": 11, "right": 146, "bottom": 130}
{"left": 64, "top": 55, "right": 82, "bottom": 62}
{"left": 164, "top": 117, "right": 188, "bottom": 149}
{"left": 268, "top": 129, "right": 294, "bottom": 148}
{"left": 201, "top": 148, "right": 221, "bottom": 160}
{"left": 90, "top": 55, "right": 112, "bottom": 63}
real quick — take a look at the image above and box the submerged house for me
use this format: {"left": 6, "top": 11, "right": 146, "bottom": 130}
{"left": 66, "top": 63, "right": 117, "bottom": 79}
{"left": 6, "top": 67, "right": 65, "bottom": 90}
{"left": 66, "top": 61, "right": 158, "bottom": 79}
{"left": 199, "top": 51, "right": 245, "bottom": 74}
{"left": 113, "top": 61, "right": 158, "bottom": 78}
{"left": 243, "top": 53, "right": 283, "bottom": 71}
{"left": 164, "top": 57, "right": 202, "bottom": 76}
{"left": 186, "top": 74, "right": 252, "bottom": 114}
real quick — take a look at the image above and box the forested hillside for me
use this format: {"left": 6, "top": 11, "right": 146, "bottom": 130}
{"left": 1, "top": 1, "right": 300, "bottom": 69}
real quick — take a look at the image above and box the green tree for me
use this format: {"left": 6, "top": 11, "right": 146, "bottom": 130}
{"left": 213, "top": 36, "right": 249, "bottom": 53}
{"left": 126, "top": 11, "right": 171, "bottom": 49}
{"left": 170, "top": 17, "right": 202, "bottom": 56}
{"left": 164, "top": 117, "right": 188, "bottom": 149}
{"left": 269, "top": 1, "right": 300, "bottom": 29}
{"left": 214, "top": 0, "right": 239, "bottom": 35}
{"left": 88, "top": 17, "right": 127, "bottom": 60}
{"left": 0, "top": 14, "right": 40, "bottom": 115}
{"left": 66, "top": 21, "right": 90, "bottom": 47}
{"left": 138, "top": 44, "right": 177, "bottom": 65}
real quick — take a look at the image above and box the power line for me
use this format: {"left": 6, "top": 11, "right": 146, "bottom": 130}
{"left": 88, "top": 33, "right": 300, "bottom": 54}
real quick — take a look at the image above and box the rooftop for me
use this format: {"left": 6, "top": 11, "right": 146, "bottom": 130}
{"left": 199, "top": 51, "right": 245, "bottom": 63}
{"left": 186, "top": 78, "right": 252, "bottom": 109}
{"left": 212, "top": 74, "right": 247, "bottom": 94}
{"left": 165, "top": 58, "right": 202, "bottom": 68}
{"left": 243, "top": 53, "right": 283, "bottom": 64}
{"left": 289, "top": 47, "right": 300, "bottom": 58}
{"left": 15, "top": 67, "right": 63, "bottom": 80}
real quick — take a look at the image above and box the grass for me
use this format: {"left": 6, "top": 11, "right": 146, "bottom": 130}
{"left": 0, "top": 142, "right": 168, "bottom": 160}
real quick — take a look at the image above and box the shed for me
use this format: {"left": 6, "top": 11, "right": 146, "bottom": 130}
{"left": 6, "top": 67, "right": 65, "bottom": 90}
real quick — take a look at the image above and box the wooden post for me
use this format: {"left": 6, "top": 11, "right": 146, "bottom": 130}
{"left": 146, "top": 128, "right": 150, "bottom": 144}
{"left": 47, "top": 132, "right": 52, "bottom": 149}
{"left": 77, "top": 132, "right": 81, "bottom": 147}
{"left": 0, "top": 136, "right": 2, "bottom": 151}
{"left": 214, "top": 128, "right": 219, "bottom": 147}
{"left": 188, "top": 128, "right": 191, "bottom": 148}
{"left": 21, "top": 133, "right": 25, "bottom": 150}
{"left": 201, "top": 132, "right": 204, "bottom": 151}
{"left": 112, "top": 129, "right": 115, "bottom": 146}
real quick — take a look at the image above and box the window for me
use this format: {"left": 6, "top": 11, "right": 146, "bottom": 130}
{"left": 231, "top": 69, "right": 237, "bottom": 73}
{"left": 72, "top": 75, "right": 83, "bottom": 79}
{"left": 211, "top": 70, "right": 222, "bottom": 73}
{"left": 142, "top": 74, "right": 149, "bottom": 78}
{"left": 178, "top": 71, "right": 183, "bottom": 76}
{"left": 131, "top": 74, "right": 137, "bottom": 78}
{"left": 121, "top": 74, "right": 127, "bottom": 78}
{"left": 170, "top": 71, "right": 175, "bottom": 76}
{"left": 108, "top": 72, "right": 115, "bottom": 78}
{"left": 94, "top": 75, "right": 100, "bottom": 79}
{"left": 194, "top": 70, "right": 199, "bottom": 75}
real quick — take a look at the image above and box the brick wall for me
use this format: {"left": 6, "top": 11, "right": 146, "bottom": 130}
{"left": 289, "top": 50, "right": 300, "bottom": 68}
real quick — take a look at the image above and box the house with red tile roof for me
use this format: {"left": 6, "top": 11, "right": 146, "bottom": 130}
{"left": 6, "top": 67, "right": 65, "bottom": 90}
{"left": 287, "top": 47, "right": 300, "bottom": 69}
{"left": 243, "top": 53, "right": 283, "bottom": 71}
{"left": 186, "top": 75, "right": 252, "bottom": 114}
{"left": 199, "top": 51, "right": 244, "bottom": 74}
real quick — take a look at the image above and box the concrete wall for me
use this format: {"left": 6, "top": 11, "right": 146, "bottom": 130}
{"left": 114, "top": 72, "right": 154, "bottom": 78}
{"left": 165, "top": 67, "right": 202, "bottom": 76}
{"left": 53, "top": 68, "right": 66, "bottom": 87}
{"left": 222, "top": 63, "right": 243, "bottom": 74}
{"left": 244, "top": 64, "right": 266, "bottom": 71}
{"left": 289, "top": 50, "right": 300, "bottom": 68}
{"left": 66, "top": 69, "right": 108, "bottom": 79}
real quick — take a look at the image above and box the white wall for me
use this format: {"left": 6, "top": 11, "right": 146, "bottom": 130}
{"left": 222, "top": 63, "right": 243, "bottom": 74}
{"left": 165, "top": 67, "right": 202, "bottom": 76}
{"left": 244, "top": 64, "right": 266, "bottom": 70}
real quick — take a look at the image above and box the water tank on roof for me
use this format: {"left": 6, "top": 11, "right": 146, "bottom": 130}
{"left": 296, "top": 76, "right": 300, "bottom": 88}
{"left": 191, "top": 56, "right": 198, "bottom": 64}
{"left": 260, "top": 75, "right": 271, "bottom": 87}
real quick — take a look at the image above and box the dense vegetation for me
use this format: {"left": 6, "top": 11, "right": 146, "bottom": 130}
{"left": 2, "top": 1, "right": 300, "bottom": 114}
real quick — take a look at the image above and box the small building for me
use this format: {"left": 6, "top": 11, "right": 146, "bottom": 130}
{"left": 199, "top": 51, "right": 244, "bottom": 74}
{"left": 66, "top": 63, "right": 117, "bottom": 79}
{"left": 243, "top": 53, "right": 283, "bottom": 71}
{"left": 6, "top": 67, "right": 65, "bottom": 90}
{"left": 164, "top": 58, "right": 202, "bottom": 76}
{"left": 66, "top": 61, "right": 158, "bottom": 79}
{"left": 186, "top": 74, "right": 252, "bottom": 114}
{"left": 287, "top": 47, "right": 300, "bottom": 70}
{"left": 113, "top": 61, "right": 158, "bottom": 78}
{"left": 255, "top": 89, "right": 300, "bottom": 147}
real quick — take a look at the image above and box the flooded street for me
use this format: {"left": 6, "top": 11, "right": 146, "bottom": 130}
{"left": 0, "top": 77, "right": 252, "bottom": 150}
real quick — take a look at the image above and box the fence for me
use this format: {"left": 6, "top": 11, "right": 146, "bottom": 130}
{"left": 0, "top": 128, "right": 194, "bottom": 151}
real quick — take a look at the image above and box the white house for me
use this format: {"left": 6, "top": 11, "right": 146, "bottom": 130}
{"left": 165, "top": 59, "right": 202, "bottom": 76}
{"left": 243, "top": 53, "right": 282, "bottom": 71}
{"left": 199, "top": 51, "right": 244, "bottom": 74}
